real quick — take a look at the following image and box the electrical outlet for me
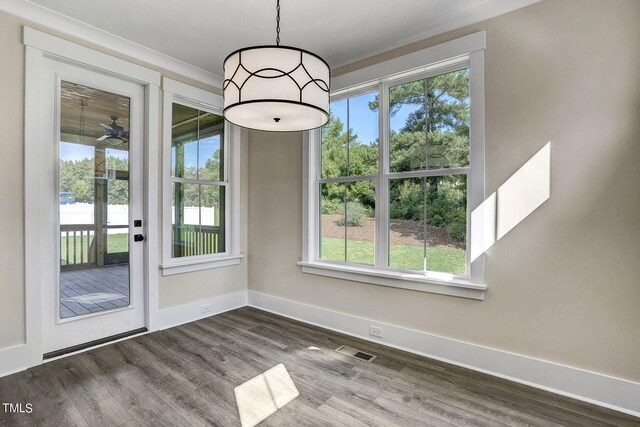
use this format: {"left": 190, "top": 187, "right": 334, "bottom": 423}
{"left": 369, "top": 325, "right": 383, "bottom": 338}
{"left": 200, "top": 303, "right": 212, "bottom": 314}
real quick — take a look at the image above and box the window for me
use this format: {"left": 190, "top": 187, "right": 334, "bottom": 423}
{"left": 302, "top": 33, "right": 486, "bottom": 299}
{"left": 161, "top": 78, "right": 241, "bottom": 275}
{"left": 170, "top": 103, "right": 225, "bottom": 258}
{"left": 320, "top": 91, "right": 378, "bottom": 265}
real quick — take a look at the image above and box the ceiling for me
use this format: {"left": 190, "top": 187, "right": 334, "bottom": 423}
{"left": 26, "top": 0, "right": 539, "bottom": 78}
{"left": 60, "top": 80, "right": 130, "bottom": 146}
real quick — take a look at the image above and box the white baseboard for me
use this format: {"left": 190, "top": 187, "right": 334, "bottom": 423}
{"left": 3, "top": 289, "right": 638, "bottom": 419}
{"left": 0, "top": 343, "right": 39, "bottom": 378}
{"left": 0, "top": 290, "right": 247, "bottom": 378}
{"left": 154, "top": 290, "right": 247, "bottom": 331}
{"left": 247, "top": 290, "right": 640, "bottom": 418}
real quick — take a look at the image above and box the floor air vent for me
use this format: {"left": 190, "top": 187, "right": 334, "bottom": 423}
{"left": 335, "top": 345, "right": 376, "bottom": 362}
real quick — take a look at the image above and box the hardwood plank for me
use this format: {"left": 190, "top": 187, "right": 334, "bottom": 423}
{"left": 1, "top": 307, "right": 637, "bottom": 427}
{"left": 77, "top": 348, "right": 193, "bottom": 427}
{"left": 48, "top": 357, "right": 132, "bottom": 426}
{"left": 13, "top": 364, "right": 82, "bottom": 423}
{"left": 261, "top": 399, "right": 346, "bottom": 427}
{"left": 318, "top": 396, "right": 390, "bottom": 427}
{"left": 0, "top": 374, "right": 32, "bottom": 427}
{"left": 32, "top": 405, "right": 88, "bottom": 427}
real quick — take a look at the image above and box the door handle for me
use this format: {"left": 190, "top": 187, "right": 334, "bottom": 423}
{"left": 134, "top": 234, "right": 145, "bottom": 242}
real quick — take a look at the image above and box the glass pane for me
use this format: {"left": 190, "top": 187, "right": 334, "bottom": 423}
{"left": 346, "top": 181, "right": 375, "bottom": 265}
{"left": 201, "top": 185, "right": 225, "bottom": 254}
{"left": 198, "top": 112, "right": 225, "bottom": 181}
{"left": 348, "top": 92, "right": 379, "bottom": 176}
{"left": 105, "top": 148, "right": 129, "bottom": 226}
{"left": 172, "top": 182, "right": 200, "bottom": 258}
{"left": 321, "top": 99, "right": 348, "bottom": 178}
{"left": 172, "top": 183, "right": 225, "bottom": 258}
{"left": 426, "top": 175, "right": 467, "bottom": 273}
{"left": 58, "top": 80, "right": 131, "bottom": 319}
{"left": 171, "top": 103, "right": 198, "bottom": 179}
{"left": 389, "top": 175, "right": 467, "bottom": 274}
{"left": 389, "top": 68, "right": 469, "bottom": 172}
{"left": 105, "top": 147, "right": 130, "bottom": 255}
{"left": 320, "top": 182, "right": 345, "bottom": 261}
{"left": 389, "top": 177, "right": 426, "bottom": 270}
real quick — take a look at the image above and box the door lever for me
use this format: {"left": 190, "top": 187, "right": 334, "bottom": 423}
{"left": 134, "top": 234, "right": 145, "bottom": 242}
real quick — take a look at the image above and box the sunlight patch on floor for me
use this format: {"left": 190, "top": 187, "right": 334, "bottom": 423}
{"left": 234, "top": 363, "right": 299, "bottom": 427}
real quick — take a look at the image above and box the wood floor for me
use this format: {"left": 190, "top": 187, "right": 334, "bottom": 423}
{"left": 0, "top": 307, "right": 638, "bottom": 426}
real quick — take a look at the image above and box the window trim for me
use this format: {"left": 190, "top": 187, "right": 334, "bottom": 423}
{"left": 160, "top": 78, "right": 242, "bottom": 275}
{"left": 301, "top": 32, "right": 486, "bottom": 299}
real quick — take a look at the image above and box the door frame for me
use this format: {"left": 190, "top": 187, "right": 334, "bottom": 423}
{"left": 23, "top": 27, "right": 162, "bottom": 367}
{"left": 42, "top": 59, "right": 146, "bottom": 353}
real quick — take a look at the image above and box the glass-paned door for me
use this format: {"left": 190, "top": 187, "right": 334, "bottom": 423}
{"left": 42, "top": 57, "right": 146, "bottom": 354}
{"left": 58, "top": 81, "right": 132, "bottom": 318}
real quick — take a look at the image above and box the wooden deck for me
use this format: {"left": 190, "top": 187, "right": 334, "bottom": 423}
{"left": 60, "top": 265, "right": 129, "bottom": 318}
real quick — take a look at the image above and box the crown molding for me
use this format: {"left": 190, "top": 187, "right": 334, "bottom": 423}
{"left": 326, "top": 0, "right": 541, "bottom": 69}
{"left": 0, "top": 0, "right": 223, "bottom": 88}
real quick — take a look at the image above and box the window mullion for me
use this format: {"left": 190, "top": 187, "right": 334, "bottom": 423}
{"left": 309, "top": 129, "right": 322, "bottom": 262}
{"left": 318, "top": 175, "right": 377, "bottom": 184}
{"left": 385, "top": 167, "right": 470, "bottom": 180}
{"left": 172, "top": 177, "right": 227, "bottom": 186}
{"left": 375, "top": 81, "right": 389, "bottom": 270}
{"left": 344, "top": 98, "right": 350, "bottom": 262}
{"left": 468, "top": 49, "right": 486, "bottom": 284}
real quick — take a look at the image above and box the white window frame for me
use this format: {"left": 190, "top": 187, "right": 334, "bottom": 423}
{"left": 161, "top": 78, "right": 242, "bottom": 275}
{"left": 300, "top": 32, "right": 487, "bottom": 300}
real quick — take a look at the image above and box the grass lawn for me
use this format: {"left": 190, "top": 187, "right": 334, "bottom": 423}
{"left": 321, "top": 237, "right": 466, "bottom": 274}
{"left": 60, "top": 233, "right": 129, "bottom": 263}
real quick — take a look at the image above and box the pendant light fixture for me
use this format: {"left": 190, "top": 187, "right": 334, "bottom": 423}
{"left": 223, "top": 0, "right": 330, "bottom": 132}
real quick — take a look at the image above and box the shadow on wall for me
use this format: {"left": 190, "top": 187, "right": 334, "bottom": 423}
{"left": 471, "top": 142, "right": 551, "bottom": 262}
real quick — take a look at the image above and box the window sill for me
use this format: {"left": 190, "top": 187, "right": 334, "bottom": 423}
{"left": 297, "top": 261, "right": 486, "bottom": 300}
{"left": 161, "top": 255, "right": 243, "bottom": 276}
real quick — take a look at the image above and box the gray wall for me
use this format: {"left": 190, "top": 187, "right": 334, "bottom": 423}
{"left": 248, "top": 0, "right": 640, "bottom": 382}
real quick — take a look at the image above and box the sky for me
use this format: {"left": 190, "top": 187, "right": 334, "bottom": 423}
{"left": 171, "top": 135, "right": 220, "bottom": 171}
{"left": 330, "top": 90, "right": 418, "bottom": 145}
{"left": 60, "top": 142, "right": 129, "bottom": 162}
{"left": 60, "top": 135, "right": 220, "bottom": 168}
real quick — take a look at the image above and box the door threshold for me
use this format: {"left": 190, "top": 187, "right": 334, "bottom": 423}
{"left": 43, "top": 327, "right": 148, "bottom": 360}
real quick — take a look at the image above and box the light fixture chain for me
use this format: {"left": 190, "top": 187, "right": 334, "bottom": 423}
{"left": 276, "top": 0, "right": 280, "bottom": 46}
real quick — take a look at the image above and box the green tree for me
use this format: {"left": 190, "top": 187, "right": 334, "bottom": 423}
{"left": 71, "top": 180, "right": 91, "bottom": 203}
{"left": 60, "top": 158, "right": 94, "bottom": 203}
{"left": 106, "top": 156, "right": 129, "bottom": 205}
{"left": 319, "top": 112, "right": 378, "bottom": 216}
{"left": 370, "top": 69, "right": 470, "bottom": 171}
{"left": 339, "top": 68, "right": 470, "bottom": 241}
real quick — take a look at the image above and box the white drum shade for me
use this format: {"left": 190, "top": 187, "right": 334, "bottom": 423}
{"left": 223, "top": 46, "right": 330, "bottom": 132}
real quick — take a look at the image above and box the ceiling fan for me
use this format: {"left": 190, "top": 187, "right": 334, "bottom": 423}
{"left": 97, "top": 116, "right": 129, "bottom": 145}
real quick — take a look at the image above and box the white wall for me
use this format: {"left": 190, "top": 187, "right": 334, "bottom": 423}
{"left": 248, "top": 0, "right": 640, "bottom": 384}
{"left": 0, "top": 11, "right": 26, "bottom": 348}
